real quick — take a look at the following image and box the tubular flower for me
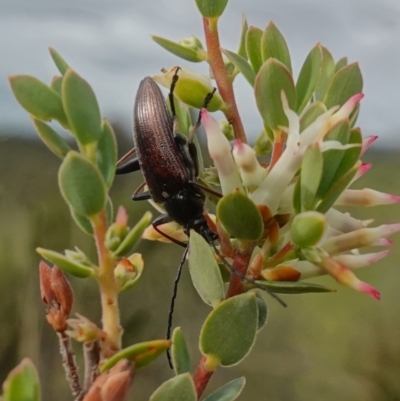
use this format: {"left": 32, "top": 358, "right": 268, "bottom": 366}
{"left": 197, "top": 91, "right": 398, "bottom": 299}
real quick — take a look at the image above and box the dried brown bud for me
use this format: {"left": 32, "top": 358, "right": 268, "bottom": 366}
{"left": 39, "top": 262, "right": 74, "bottom": 332}
{"left": 83, "top": 360, "right": 134, "bottom": 401}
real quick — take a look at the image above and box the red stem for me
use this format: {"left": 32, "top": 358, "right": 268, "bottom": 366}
{"left": 269, "top": 130, "right": 286, "bottom": 170}
{"left": 203, "top": 17, "right": 247, "bottom": 143}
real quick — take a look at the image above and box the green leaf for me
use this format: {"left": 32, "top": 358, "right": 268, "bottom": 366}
{"left": 296, "top": 44, "right": 322, "bottom": 113}
{"left": 31, "top": 118, "right": 71, "bottom": 159}
{"left": 114, "top": 211, "right": 153, "bottom": 256}
{"left": 150, "top": 373, "right": 197, "bottom": 401}
{"left": 188, "top": 231, "right": 225, "bottom": 306}
{"left": 301, "top": 143, "right": 323, "bottom": 211}
{"left": 314, "top": 46, "right": 335, "bottom": 101}
{"left": 200, "top": 293, "right": 258, "bottom": 367}
{"left": 70, "top": 208, "right": 94, "bottom": 235}
{"left": 62, "top": 69, "right": 102, "bottom": 145}
{"left": 261, "top": 22, "right": 292, "bottom": 73}
{"left": 96, "top": 120, "right": 117, "bottom": 188}
{"left": 299, "top": 101, "right": 326, "bottom": 132}
{"left": 59, "top": 151, "right": 107, "bottom": 217}
{"left": 9, "top": 75, "right": 68, "bottom": 128}
{"left": 217, "top": 191, "right": 263, "bottom": 240}
{"left": 203, "top": 377, "right": 246, "bottom": 401}
{"left": 237, "top": 15, "right": 248, "bottom": 59}
{"left": 245, "top": 27, "right": 263, "bottom": 74}
{"left": 50, "top": 76, "right": 63, "bottom": 95}
{"left": 324, "top": 63, "right": 363, "bottom": 109}
{"left": 3, "top": 359, "right": 40, "bottom": 401}
{"left": 316, "top": 161, "right": 360, "bottom": 213}
{"left": 49, "top": 47, "right": 69, "bottom": 75}
{"left": 36, "top": 248, "right": 94, "bottom": 278}
{"left": 255, "top": 58, "right": 296, "bottom": 131}
{"left": 255, "top": 293, "right": 268, "bottom": 332}
{"left": 256, "top": 280, "right": 336, "bottom": 294}
{"left": 152, "top": 36, "right": 205, "bottom": 62}
{"left": 316, "top": 120, "right": 350, "bottom": 199}
{"left": 221, "top": 49, "right": 255, "bottom": 86}
{"left": 335, "top": 56, "right": 348, "bottom": 72}
{"left": 101, "top": 340, "right": 170, "bottom": 372}
{"left": 171, "top": 328, "right": 191, "bottom": 375}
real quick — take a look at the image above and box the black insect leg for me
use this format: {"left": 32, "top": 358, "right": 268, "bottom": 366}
{"left": 152, "top": 214, "right": 187, "bottom": 248}
{"left": 168, "top": 67, "right": 181, "bottom": 117}
{"left": 116, "top": 148, "right": 139, "bottom": 175}
{"left": 132, "top": 181, "right": 151, "bottom": 201}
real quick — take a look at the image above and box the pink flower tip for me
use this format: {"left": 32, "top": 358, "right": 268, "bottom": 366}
{"left": 359, "top": 282, "right": 381, "bottom": 300}
{"left": 200, "top": 108, "right": 210, "bottom": 123}
{"left": 359, "top": 163, "right": 372, "bottom": 175}
{"left": 233, "top": 139, "right": 244, "bottom": 152}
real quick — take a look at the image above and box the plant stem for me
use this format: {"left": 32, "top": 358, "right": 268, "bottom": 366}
{"left": 193, "top": 355, "right": 214, "bottom": 398}
{"left": 58, "top": 332, "right": 82, "bottom": 400}
{"left": 83, "top": 340, "right": 100, "bottom": 393}
{"left": 203, "top": 17, "right": 247, "bottom": 143}
{"left": 270, "top": 130, "right": 286, "bottom": 169}
{"left": 92, "top": 211, "right": 122, "bottom": 357}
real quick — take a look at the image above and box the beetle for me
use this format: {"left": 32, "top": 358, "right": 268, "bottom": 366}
{"left": 116, "top": 70, "right": 285, "bottom": 365}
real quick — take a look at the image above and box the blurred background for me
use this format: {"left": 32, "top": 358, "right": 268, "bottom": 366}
{"left": 1, "top": 0, "right": 400, "bottom": 400}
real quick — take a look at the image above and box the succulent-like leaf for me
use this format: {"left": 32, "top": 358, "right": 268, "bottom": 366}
{"left": 149, "top": 373, "right": 197, "bottom": 401}
{"left": 171, "top": 327, "right": 191, "bottom": 375}
{"left": 62, "top": 69, "right": 102, "bottom": 145}
{"left": 221, "top": 49, "right": 255, "bottom": 86}
{"left": 9, "top": 75, "right": 68, "bottom": 128}
{"left": 59, "top": 151, "right": 107, "bottom": 217}
{"left": 324, "top": 63, "right": 363, "bottom": 109}
{"left": 256, "top": 280, "right": 336, "bottom": 294}
{"left": 296, "top": 44, "right": 322, "bottom": 113}
{"left": 188, "top": 231, "right": 225, "bottom": 306}
{"left": 101, "top": 340, "right": 170, "bottom": 372}
{"left": 36, "top": 248, "right": 94, "bottom": 278}
{"left": 246, "top": 27, "right": 263, "bottom": 74}
{"left": 237, "top": 15, "right": 248, "bottom": 59}
{"left": 96, "top": 120, "right": 117, "bottom": 188}
{"left": 194, "top": 0, "right": 228, "bottom": 18}
{"left": 50, "top": 76, "right": 63, "bottom": 95}
{"left": 217, "top": 191, "right": 263, "bottom": 240}
{"left": 255, "top": 293, "right": 268, "bottom": 331}
{"left": 152, "top": 36, "right": 205, "bottom": 62}
{"left": 301, "top": 143, "right": 323, "bottom": 211}
{"left": 203, "top": 377, "right": 246, "bottom": 401}
{"left": 317, "top": 120, "right": 350, "bottom": 199}
{"left": 314, "top": 46, "right": 335, "bottom": 101}
{"left": 335, "top": 56, "right": 348, "bottom": 72}
{"left": 70, "top": 207, "right": 94, "bottom": 235}
{"left": 299, "top": 101, "right": 327, "bottom": 132}
{"left": 261, "top": 22, "right": 292, "bottom": 73}
{"left": 199, "top": 293, "right": 258, "bottom": 367}
{"left": 31, "top": 118, "right": 71, "bottom": 159}
{"left": 49, "top": 47, "right": 69, "bottom": 75}
{"left": 3, "top": 359, "right": 40, "bottom": 401}
{"left": 317, "top": 161, "right": 360, "bottom": 213}
{"left": 114, "top": 211, "right": 153, "bottom": 256}
{"left": 254, "top": 58, "right": 296, "bottom": 131}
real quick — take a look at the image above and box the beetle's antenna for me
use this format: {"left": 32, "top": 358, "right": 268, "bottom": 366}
{"left": 166, "top": 245, "right": 189, "bottom": 369}
{"left": 207, "top": 238, "right": 287, "bottom": 307}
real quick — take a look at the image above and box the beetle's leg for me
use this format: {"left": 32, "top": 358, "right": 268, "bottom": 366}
{"left": 168, "top": 67, "right": 181, "bottom": 117}
{"left": 132, "top": 181, "right": 151, "bottom": 201}
{"left": 152, "top": 214, "right": 187, "bottom": 248}
{"left": 116, "top": 148, "right": 139, "bottom": 174}
{"left": 189, "top": 181, "right": 223, "bottom": 198}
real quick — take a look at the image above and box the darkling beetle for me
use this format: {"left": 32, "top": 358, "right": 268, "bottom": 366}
{"left": 116, "top": 69, "right": 285, "bottom": 366}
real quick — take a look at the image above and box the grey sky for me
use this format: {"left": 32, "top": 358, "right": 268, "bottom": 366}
{"left": 1, "top": 0, "right": 399, "bottom": 149}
